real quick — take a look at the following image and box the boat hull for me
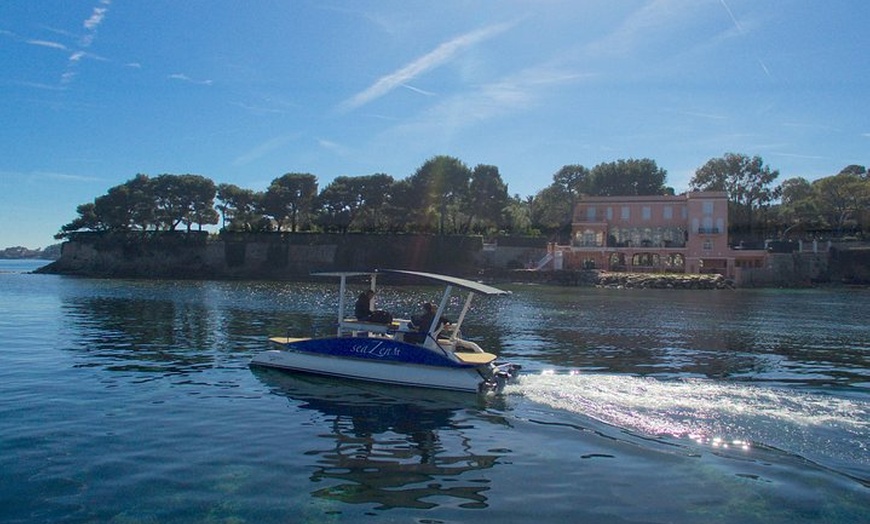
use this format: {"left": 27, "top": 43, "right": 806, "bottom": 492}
{"left": 251, "top": 348, "right": 489, "bottom": 393}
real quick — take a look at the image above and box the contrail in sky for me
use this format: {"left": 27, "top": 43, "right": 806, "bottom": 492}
{"left": 338, "top": 23, "right": 511, "bottom": 112}
{"left": 719, "top": 0, "right": 743, "bottom": 32}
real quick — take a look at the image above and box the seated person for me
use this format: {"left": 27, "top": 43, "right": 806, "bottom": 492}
{"left": 354, "top": 289, "right": 392, "bottom": 324}
{"left": 405, "top": 302, "right": 449, "bottom": 343}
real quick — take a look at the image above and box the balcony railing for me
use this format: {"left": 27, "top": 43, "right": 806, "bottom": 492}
{"left": 696, "top": 227, "right": 720, "bottom": 234}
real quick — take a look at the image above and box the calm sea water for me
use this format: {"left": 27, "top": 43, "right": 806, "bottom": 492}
{"left": 1, "top": 260, "right": 867, "bottom": 523}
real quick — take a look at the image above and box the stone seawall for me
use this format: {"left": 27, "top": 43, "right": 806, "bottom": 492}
{"left": 40, "top": 232, "right": 491, "bottom": 279}
{"left": 38, "top": 232, "right": 866, "bottom": 287}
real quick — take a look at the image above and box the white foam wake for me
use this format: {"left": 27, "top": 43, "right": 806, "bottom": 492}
{"left": 505, "top": 372, "right": 869, "bottom": 457}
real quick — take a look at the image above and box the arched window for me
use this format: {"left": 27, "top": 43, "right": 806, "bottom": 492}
{"left": 631, "top": 253, "right": 659, "bottom": 267}
{"left": 609, "top": 252, "right": 626, "bottom": 269}
{"left": 664, "top": 253, "right": 685, "bottom": 270}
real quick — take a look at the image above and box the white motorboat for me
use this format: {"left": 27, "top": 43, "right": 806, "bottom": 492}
{"left": 250, "top": 269, "right": 520, "bottom": 393}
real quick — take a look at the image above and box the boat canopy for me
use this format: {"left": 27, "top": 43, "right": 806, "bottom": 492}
{"left": 376, "top": 269, "right": 509, "bottom": 296}
{"left": 312, "top": 269, "right": 508, "bottom": 296}
{"left": 312, "top": 269, "right": 508, "bottom": 346}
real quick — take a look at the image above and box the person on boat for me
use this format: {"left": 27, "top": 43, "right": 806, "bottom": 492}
{"left": 406, "top": 302, "right": 449, "bottom": 343}
{"left": 354, "top": 289, "right": 392, "bottom": 324}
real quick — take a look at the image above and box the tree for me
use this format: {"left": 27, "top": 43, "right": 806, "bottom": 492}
{"left": 554, "top": 164, "right": 593, "bottom": 196}
{"left": 57, "top": 174, "right": 153, "bottom": 237}
{"left": 150, "top": 174, "right": 218, "bottom": 232}
{"left": 690, "top": 153, "right": 780, "bottom": 236}
{"left": 353, "top": 174, "right": 394, "bottom": 232}
{"left": 777, "top": 177, "right": 818, "bottom": 236}
{"left": 216, "top": 183, "right": 264, "bottom": 232}
{"left": 262, "top": 173, "right": 318, "bottom": 232}
{"left": 314, "top": 176, "right": 360, "bottom": 233}
{"left": 463, "top": 164, "right": 509, "bottom": 234}
{"left": 838, "top": 164, "right": 867, "bottom": 179}
{"left": 812, "top": 172, "right": 870, "bottom": 236}
{"left": 314, "top": 174, "right": 396, "bottom": 233}
{"left": 529, "top": 165, "right": 590, "bottom": 238}
{"left": 503, "top": 194, "right": 534, "bottom": 235}
{"left": 381, "top": 179, "right": 416, "bottom": 232}
{"left": 530, "top": 183, "right": 574, "bottom": 237}
{"left": 57, "top": 203, "right": 100, "bottom": 238}
{"left": 181, "top": 175, "right": 219, "bottom": 232}
{"left": 92, "top": 174, "right": 155, "bottom": 232}
{"left": 407, "top": 156, "right": 472, "bottom": 234}
{"left": 588, "top": 158, "right": 668, "bottom": 196}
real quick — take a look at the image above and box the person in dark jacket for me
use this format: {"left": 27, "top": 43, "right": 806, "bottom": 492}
{"left": 355, "top": 290, "right": 375, "bottom": 320}
{"left": 355, "top": 289, "right": 392, "bottom": 324}
{"left": 406, "top": 302, "right": 449, "bottom": 343}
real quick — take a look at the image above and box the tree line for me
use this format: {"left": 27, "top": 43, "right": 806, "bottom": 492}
{"left": 58, "top": 154, "right": 869, "bottom": 242}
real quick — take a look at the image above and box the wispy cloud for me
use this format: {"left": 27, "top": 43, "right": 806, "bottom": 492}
{"left": 62, "top": 0, "right": 111, "bottom": 84}
{"left": 0, "top": 169, "right": 102, "bottom": 184}
{"left": 585, "top": 0, "right": 688, "bottom": 55}
{"left": 672, "top": 109, "right": 728, "bottom": 120}
{"left": 15, "top": 81, "right": 66, "bottom": 91}
{"left": 233, "top": 134, "right": 300, "bottom": 166}
{"left": 401, "top": 84, "right": 437, "bottom": 97}
{"left": 169, "top": 73, "right": 214, "bottom": 86}
{"left": 26, "top": 39, "right": 67, "bottom": 50}
{"left": 38, "top": 171, "right": 103, "bottom": 183}
{"left": 317, "top": 138, "right": 349, "bottom": 157}
{"left": 379, "top": 63, "right": 589, "bottom": 145}
{"left": 337, "top": 23, "right": 513, "bottom": 112}
{"left": 83, "top": 5, "right": 109, "bottom": 31}
{"left": 770, "top": 151, "right": 827, "bottom": 160}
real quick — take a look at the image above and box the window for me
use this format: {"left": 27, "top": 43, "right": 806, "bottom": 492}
{"left": 642, "top": 206, "right": 651, "bottom": 220}
{"left": 703, "top": 201, "right": 714, "bottom": 215}
{"left": 606, "top": 207, "right": 613, "bottom": 220}
{"left": 586, "top": 206, "right": 596, "bottom": 221}
{"left": 632, "top": 253, "right": 660, "bottom": 267}
{"left": 663, "top": 206, "right": 673, "bottom": 220}
{"left": 621, "top": 206, "right": 630, "bottom": 220}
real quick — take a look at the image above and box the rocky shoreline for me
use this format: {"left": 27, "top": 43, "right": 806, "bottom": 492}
{"left": 482, "top": 269, "right": 734, "bottom": 289}
{"left": 594, "top": 271, "right": 733, "bottom": 289}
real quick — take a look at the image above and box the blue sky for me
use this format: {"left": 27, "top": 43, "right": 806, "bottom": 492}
{"left": 1, "top": 1, "right": 868, "bottom": 249}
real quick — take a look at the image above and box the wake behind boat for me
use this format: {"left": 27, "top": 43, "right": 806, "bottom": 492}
{"left": 250, "top": 269, "right": 520, "bottom": 394}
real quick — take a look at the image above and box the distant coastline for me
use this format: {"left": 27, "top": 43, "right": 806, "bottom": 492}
{"left": 0, "top": 244, "right": 61, "bottom": 260}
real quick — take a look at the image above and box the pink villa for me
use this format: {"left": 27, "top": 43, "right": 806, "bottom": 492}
{"left": 547, "top": 191, "right": 769, "bottom": 281}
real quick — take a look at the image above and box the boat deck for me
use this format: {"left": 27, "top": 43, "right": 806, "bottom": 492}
{"left": 269, "top": 336, "right": 310, "bottom": 345}
{"left": 453, "top": 351, "right": 497, "bottom": 364}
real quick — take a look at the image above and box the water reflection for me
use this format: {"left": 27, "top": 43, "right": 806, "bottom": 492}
{"left": 61, "top": 295, "right": 217, "bottom": 374}
{"left": 56, "top": 278, "right": 869, "bottom": 391}
{"left": 58, "top": 285, "right": 330, "bottom": 376}
{"left": 254, "top": 369, "right": 510, "bottom": 510}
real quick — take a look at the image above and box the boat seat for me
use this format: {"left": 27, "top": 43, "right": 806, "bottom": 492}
{"left": 453, "top": 352, "right": 497, "bottom": 364}
{"left": 341, "top": 318, "right": 398, "bottom": 333}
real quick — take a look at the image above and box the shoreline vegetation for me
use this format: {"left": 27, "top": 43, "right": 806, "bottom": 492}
{"left": 29, "top": 155, "right": 867, "bottom": 288}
